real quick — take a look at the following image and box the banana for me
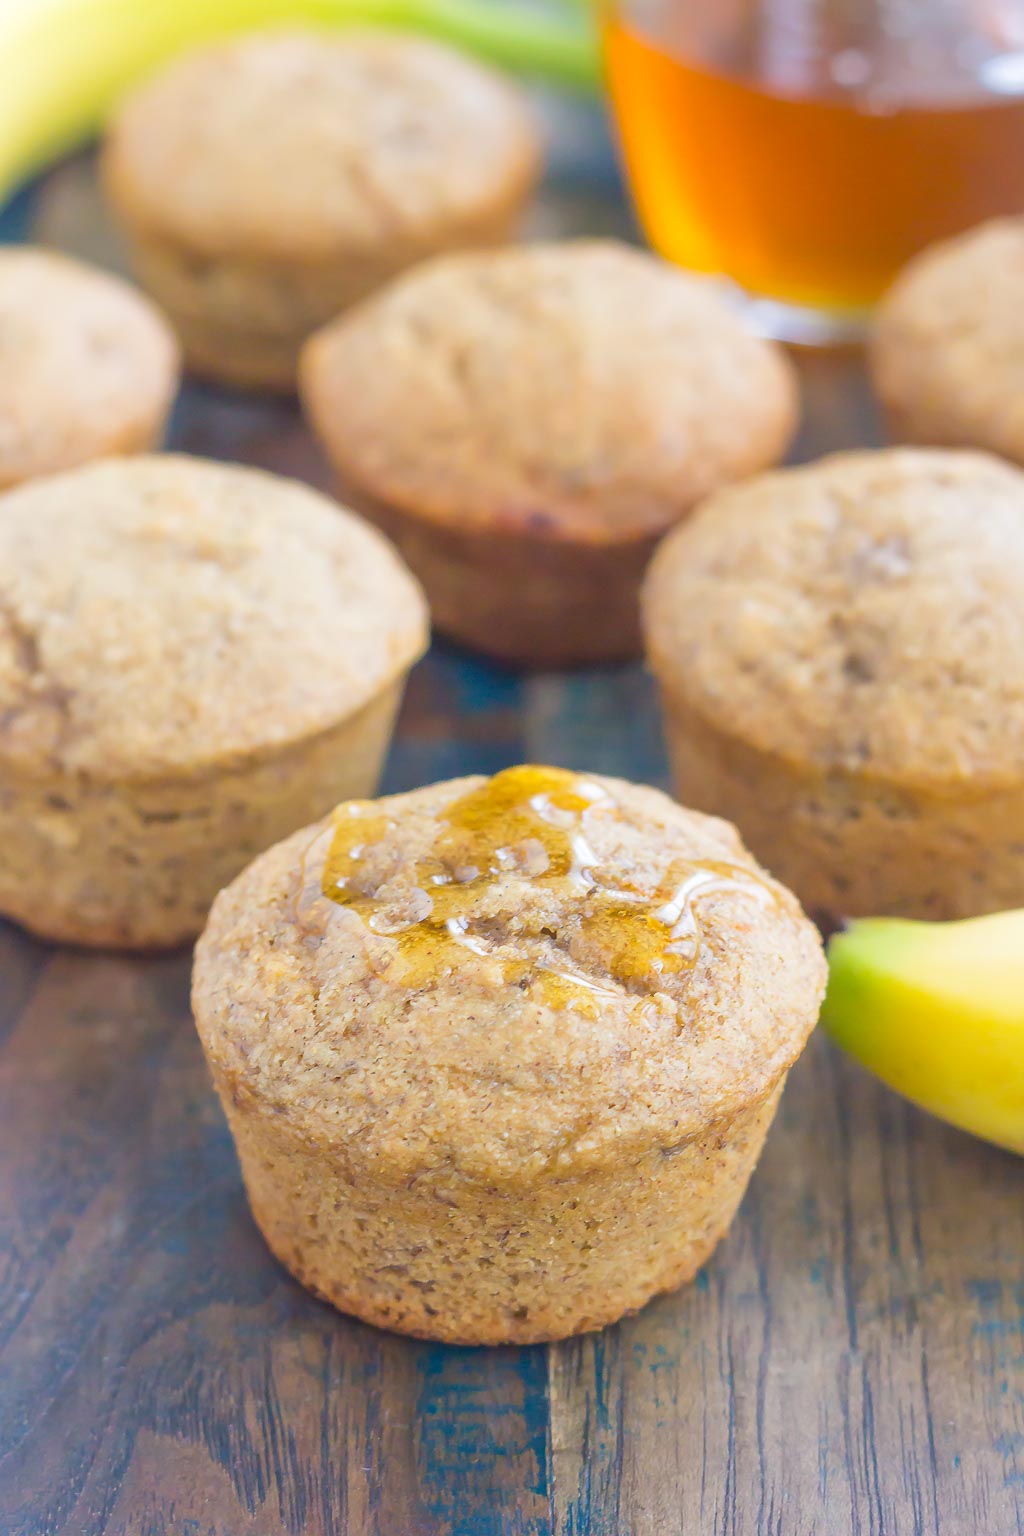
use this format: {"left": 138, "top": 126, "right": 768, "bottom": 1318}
{"left": 821, "top": 910, "right": 1024, "bottom": 1155}
{"left": 0, "top": 0, "right": 597, "bottom": 205}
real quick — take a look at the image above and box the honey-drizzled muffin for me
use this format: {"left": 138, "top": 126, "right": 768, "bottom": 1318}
{"left": 0, "top": 455, "right": 427, "bottom": 948}
{"left": 102, "top": 29, "right": 540, "bottom": 391}
{"left": 643, "top": 447, "right": 1024, "bottom": 921}
{"left": 300, "top": 240, "right": 798, "bottom": 664}
{"left": 871, "top": 219, "right": 1024, "bottom": 463}
{"left": 192, "top": 765, "right": 825, "bottom": 1344}
{"left": 0, "top": 246, "right": 178, "bottom": 489}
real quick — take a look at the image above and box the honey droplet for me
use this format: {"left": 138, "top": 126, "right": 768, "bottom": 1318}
{"left": 315, "top": 766, "right": 778, "bottom": 1003}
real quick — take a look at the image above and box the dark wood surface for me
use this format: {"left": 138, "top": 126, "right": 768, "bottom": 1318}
{"left": 1, "top": 130, "right": 1023, "bottom": 1536}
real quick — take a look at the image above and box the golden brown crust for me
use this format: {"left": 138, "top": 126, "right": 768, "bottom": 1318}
{"left": 0, "top": 455, "right": 427, "bottom": 947}
{"left": 301, "top": 240, "right": 798, "bottom": 546}
{"left": 0, "top": 247, "right": 178, "bottom": 488}
{"left": 644, "top": 448, "right": 1024, "bottom": 791}
{"left": 0, "top": 455, "right": 427, "bottom": 779}
{"left": 103, "top": 29, "right": 540, "bottom": 262}
{"left": 102, "top": 30, "right": 540, "bottom": 388}
{"left": 193, "top": 770, "right": 824, "bottom": 1176}
{"left": 643, "top": 447, "right": 1024, "bottom": 919}
{"left": 301, "top": 240, "right": 796, "bottom": 661}
{"left": 871, "top": 219, "right": 1024, "bottom": 464}
{"left": 192, "top": 768, "right": 823, "bottom": 1340}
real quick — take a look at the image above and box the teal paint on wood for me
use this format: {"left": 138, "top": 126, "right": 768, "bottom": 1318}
{"left": 415, "top": 1347, "right": 551, "bottom": 1536}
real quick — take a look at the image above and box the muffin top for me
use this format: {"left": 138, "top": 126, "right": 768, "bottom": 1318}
{"left": 300, "top": 241, "right": 798, "bottom": 544}
{"left": 192, "top": 766, "right": 825, "bottom": 1184}
{"left": 0, "top": 247, "right": 178, "bottom": 490}
{"left": 871, "top": 219, "right": 1024, "bottom": 464}
{"left": 0, "top": 455, "right": 427, "bottom": 779}
{"left": 102, "top": 29, "right": 539, "bottom": 261}
{"left": 643, "top": 448, "right": 1024, "bottom": 789}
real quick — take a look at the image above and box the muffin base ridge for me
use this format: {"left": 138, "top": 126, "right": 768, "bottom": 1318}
{"left": 0, "top": 682, "right": 403, "bottom": 949}
{"left": 339, "top": 485, "right": 656, "bottom": 666}
{"left": 120, "top": 212, "right": 531, "bottom": 393}
{"left": 659, "top": 686, "right": 1024, "bottom": 921}
{"left": 222, "top": 1076, "right": 784, "bottom": 1344}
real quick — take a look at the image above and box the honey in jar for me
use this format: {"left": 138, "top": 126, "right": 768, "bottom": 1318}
{"left": 603, "top": 1, "right": 1024, "bottom": 338}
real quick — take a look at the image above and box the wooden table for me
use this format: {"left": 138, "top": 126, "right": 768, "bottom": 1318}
{"left": 1, "top": 130, "right": 1023, "bottom": 1536}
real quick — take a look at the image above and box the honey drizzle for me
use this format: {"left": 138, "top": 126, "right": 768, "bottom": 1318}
{"left": 308, "top": 766, "right": 778, "bottom": 1009}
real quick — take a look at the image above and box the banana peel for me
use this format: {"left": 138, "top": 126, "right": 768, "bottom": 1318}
{"left": 0, "top": 0, "right": 599, "bottom": 205}
{"left": 822, "top": 910, "right": 1024, "bottom": 1156}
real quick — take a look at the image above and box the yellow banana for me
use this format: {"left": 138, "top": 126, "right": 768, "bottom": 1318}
{"left": 821, "top": 910, "right": 1024, "bottom": 1155}
{"left": 0, "top": 0, "right": 597, "bottom": 205}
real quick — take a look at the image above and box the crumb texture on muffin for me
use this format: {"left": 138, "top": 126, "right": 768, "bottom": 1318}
{"left": 103, "top": 29, "right": 540, "bottom": 262}
{"left": 301, "top": 240, "right": 798, "bottom": 544}
{"left": 644, "top": 448, "right": 1024, "bottom": 791}
{"left": 0, "top": 246, "right": 178, "bottom": 488}
{"left": 194, "top": 767, "right": 824, "bottom": 1186}
{"left": 103, "top": 30, "right": 539, "bottom": 390}
{"left": 872, "top": 219, "right": 1024, "bottom": 464}
{"left": 193, "top": 766, "right": 824, "bottom": 1341}
{"left": 0, "top": 454, "right": 427, "bottom": 779}
{"left": 0, "top": 453, "right": 427, "bottom": 947}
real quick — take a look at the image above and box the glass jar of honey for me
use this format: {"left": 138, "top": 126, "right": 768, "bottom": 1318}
{"left": 603, "top": 0, "right": 1024, "bottom": 340}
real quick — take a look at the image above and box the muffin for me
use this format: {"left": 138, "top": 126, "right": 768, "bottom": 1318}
{"left": 192, "top": 764, "right": 825, "bottom": 1344}
{"left": 102, "top": 29, "right": 540, "bottom": 391}
{"left": 300, "top": 240, "right": 798, "bottom": 665}
{"left": 0, "top": 246, "right": 178, "bottom": 489}
{"left": 871, "top": 218, "right": 1024, "bottom": 464}
{"left": 643, "top": 448, "right": 1024, "bottom": 921}
{"left": 0, "top": 455, "right": 427, "bottom": 948}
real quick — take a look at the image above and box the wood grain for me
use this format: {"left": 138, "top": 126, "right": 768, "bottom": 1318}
{"left": 1, "top": 146, "right": 1022, "bottom": 1536}
{"left": 547, "top": 1039, "right": 1024, "bottom": 1536}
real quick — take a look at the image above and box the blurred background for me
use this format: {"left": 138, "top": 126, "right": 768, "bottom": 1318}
{"left": 5, "top": 0, "right": 1024, "bottom": 343}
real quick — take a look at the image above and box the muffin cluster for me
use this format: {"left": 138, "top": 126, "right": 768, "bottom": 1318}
{"left": 2, "top": 19, "right": 1019, "bottom": 1346}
